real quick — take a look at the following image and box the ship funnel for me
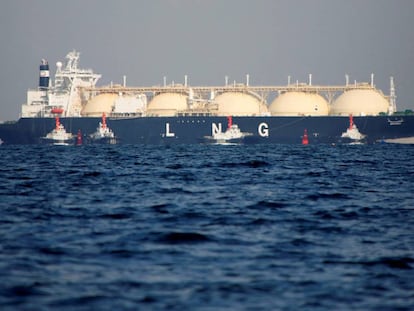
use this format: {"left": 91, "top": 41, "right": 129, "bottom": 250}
{"left": 39, "top": 59, "right": 50, "bottom": 90}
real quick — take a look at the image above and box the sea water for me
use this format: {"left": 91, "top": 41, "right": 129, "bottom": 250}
{"left": 0, "top": 144, "right": 413, "bottom": 310}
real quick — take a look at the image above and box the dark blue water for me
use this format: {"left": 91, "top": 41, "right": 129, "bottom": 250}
{"left": 1, "top": 144, "right": 413, "bottom": 310}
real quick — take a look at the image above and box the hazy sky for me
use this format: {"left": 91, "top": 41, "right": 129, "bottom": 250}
{"left": 1, "top": 0, "right": 414, "bottom": 121}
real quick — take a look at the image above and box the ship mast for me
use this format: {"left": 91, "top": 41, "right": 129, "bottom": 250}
{"left": 389, "top": 76, "right": 397, "bottom": 114}
{"left": 53, "top": 50, "right": 101, "bottom": 116}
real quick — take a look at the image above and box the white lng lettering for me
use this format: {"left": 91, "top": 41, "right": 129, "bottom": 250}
{"left": 258, "top": 122, "right": 269, "bottom": 137}
{"left": 212, "top": 123, "right": 222, "bottom": 135}
{"left": 165, "top": 123, "right": 175, "bottom": 137}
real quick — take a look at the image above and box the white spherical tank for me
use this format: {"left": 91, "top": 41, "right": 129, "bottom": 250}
{"left": 81, "top": 93, "right": 118, "bottom": 117}
{"left": 147, "top": 93, "right": 188, "bottom": 116}
{"left": 214, "top": 92, "right": 267, "bottom": 116}
{"left": 269, "top": 92, "right": 329, "bottom": 116}
{"left": 331, "top": 89, "right": 389, "bottom": 116}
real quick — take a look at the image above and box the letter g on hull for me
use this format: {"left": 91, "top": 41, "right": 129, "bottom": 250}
{"left": 258, "top": 122, "right": 269, "bottom": 137}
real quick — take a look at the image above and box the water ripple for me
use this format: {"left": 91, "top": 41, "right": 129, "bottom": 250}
{"left": 1, "top": 144, "right": 413, "bottom": 310}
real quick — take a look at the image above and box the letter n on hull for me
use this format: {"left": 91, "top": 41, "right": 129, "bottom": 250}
{"left": 212, "top": 123, "right": 222, "bottom": 135}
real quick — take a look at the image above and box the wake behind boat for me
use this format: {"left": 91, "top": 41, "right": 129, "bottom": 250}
{"left": 380, "top": 137, "right": 414, "bottom": 144}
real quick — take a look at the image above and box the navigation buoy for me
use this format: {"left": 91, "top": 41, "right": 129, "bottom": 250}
{"left": 76, "top": 129, "right": 82, "bottom": 145}
{"left": 302, "top": 129, "right": 309, "bottom": 145}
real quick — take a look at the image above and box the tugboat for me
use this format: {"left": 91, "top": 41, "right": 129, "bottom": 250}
{"left": 340, "top": 114, "right": 366, "bottom": 144}
{"left": 89, "top": 113, "right": 117, "bottom": 144}
{"left": 42, "top": 116, "right": 74, "bottom": 145}
{"left": 205, "top": 116, "right": 252, "bottom": 144}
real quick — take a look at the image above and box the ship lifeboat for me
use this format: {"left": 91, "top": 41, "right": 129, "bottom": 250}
{"left": 51, "top": 107, "right": 64, "bottom": 114}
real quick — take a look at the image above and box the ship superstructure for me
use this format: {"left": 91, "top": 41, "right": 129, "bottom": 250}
{"left": 22, "top": 51, "right": 101, "bottom": 118}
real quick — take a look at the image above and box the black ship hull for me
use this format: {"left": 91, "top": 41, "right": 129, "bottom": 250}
{"left": 0, "top": 115, "right": 413, "bottom": 145}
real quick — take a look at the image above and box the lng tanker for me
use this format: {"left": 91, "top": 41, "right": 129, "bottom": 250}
{"left": 0, "top": 50, "right": 413, "bottom": 145}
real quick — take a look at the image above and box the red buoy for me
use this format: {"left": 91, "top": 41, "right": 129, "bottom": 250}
{"left": 302, "top": 129, "right": 309, "bottom": 145}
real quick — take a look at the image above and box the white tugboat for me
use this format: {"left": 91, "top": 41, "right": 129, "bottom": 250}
{"left": 341, "top": 114, "right": 366, "bottom": 144}
{"left": 89, "top": 113, "right": 116, "bottom": 144}
{"left": 42, "top": 116, "right": 74, "bottom": 145}
{"left": 206, "top": 116, "right": 252, "bottom": 144}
